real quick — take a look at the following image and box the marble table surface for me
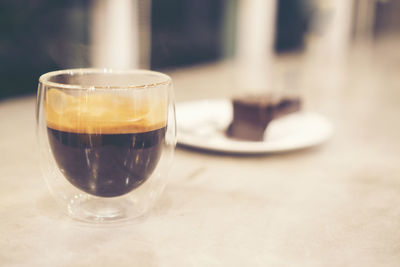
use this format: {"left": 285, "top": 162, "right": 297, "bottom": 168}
{"left": 1, "top": 44, "right": 400, "bottom": 266}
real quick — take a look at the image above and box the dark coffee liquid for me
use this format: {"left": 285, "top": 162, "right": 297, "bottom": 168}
{"left": 47, "top": 127, "right": 165, "bottom": 197}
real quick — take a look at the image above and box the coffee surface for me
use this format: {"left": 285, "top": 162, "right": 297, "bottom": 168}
{"left": 45, "top": 89, "right": 167, "bottom": 134}
{"left": 45, "top": 89, "right": 167, "bottom": 197}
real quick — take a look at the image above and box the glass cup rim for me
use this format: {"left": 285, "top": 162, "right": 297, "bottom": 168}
{"left": 39, "top": 68, "right": 172, "bottom": 90}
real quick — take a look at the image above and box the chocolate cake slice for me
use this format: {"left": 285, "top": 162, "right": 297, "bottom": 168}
{"left": 226, "top": 95, "right": 301, "bottom": 141}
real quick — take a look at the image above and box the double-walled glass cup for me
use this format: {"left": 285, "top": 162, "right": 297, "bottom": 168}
{"left": 36, "top": 69, "right": 176, "bottom": 223}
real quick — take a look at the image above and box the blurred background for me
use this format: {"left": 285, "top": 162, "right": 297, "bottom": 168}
{"left": 0, "top": 0, "right": 399, "bottom": 99}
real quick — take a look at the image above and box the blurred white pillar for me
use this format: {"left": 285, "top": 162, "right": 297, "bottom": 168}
{"left": 308, "top": 0, "right": 355, "bottom": 112}
{"left": 323, "top": 0, "right": 354, "bottom": 64}
{"left": 90, "top": 0, "right": 139, "bottom": 69}
{"left": 235, "top": 0, "right": 277, "bottom": 94}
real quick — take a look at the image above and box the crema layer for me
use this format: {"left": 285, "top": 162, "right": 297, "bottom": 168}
{"left": 45, "top": 89, "right": 167, "bottom": 134}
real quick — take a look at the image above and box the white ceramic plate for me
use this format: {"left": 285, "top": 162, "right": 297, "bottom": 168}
{"left": 176, "top": 99, "right": 333, "bottom": 154}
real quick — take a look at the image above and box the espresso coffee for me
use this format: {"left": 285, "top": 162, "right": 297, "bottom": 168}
{"left": 47, "top": 127, "right": 165, "bottom": 197}
{"left": 45, "top": 89, "right": 167, "bottom": 197}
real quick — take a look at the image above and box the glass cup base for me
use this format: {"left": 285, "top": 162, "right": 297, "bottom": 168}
{"left": 66, "top": 195, "right": 147, "bottom": 223}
